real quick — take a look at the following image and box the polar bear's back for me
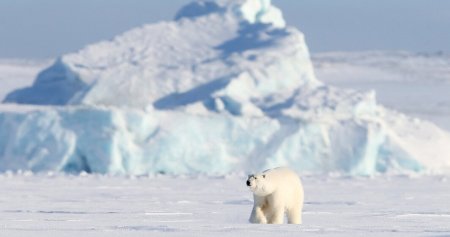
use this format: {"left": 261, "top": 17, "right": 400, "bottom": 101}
{"left": 263, "top": 167, "right": 301, "bottom": 185}
{"left": 263, "top": 167, "right": 304, "bottom": 206}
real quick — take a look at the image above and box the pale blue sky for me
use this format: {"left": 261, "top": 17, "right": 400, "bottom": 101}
{"left": 1, "top": 0, "right": 449, "bottom": 58}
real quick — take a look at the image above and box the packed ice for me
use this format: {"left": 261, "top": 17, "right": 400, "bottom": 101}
{"left": 1, "top": 0, "right": 450, "bottom": 175}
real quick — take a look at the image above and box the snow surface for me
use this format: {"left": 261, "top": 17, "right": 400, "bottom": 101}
{"left": 1, "top": 0, "right": 450, "bottom": 175}
{"left": 1, "top": 173, "right": 450, "bottom": 236}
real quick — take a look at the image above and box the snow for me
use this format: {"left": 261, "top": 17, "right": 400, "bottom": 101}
{"left": 1, "top": 1, "right": 450, "bottom": 176}
{"left": 1, "top": 173, "right": 450, "bottom": 236}
{"left": 237, "top": 0, "right": 286, "bottom": 28}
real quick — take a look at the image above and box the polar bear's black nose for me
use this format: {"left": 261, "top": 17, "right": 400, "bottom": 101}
{"left": 246, "top": 180, "right": 251, "bottom": 186}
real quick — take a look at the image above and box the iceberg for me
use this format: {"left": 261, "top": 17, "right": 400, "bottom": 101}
{"left": 4, "top": 0, "right": 314, "bottom": 109}
{"left": 1, "top": 0, "right": 450, "bottom": 175}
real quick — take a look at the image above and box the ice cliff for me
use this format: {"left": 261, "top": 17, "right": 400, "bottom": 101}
{"left": 1, "top": 0, "right": 450, "bottom": 175}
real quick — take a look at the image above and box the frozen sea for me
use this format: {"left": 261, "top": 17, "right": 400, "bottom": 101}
{"left": 313, "top": 51, "right": 450, "bottom": 131}
{"left": 1, "top": 174, "right": 450, "bottom": 237}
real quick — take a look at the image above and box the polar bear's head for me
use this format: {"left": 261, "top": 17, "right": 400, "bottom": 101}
{"left": 246, "top": 173, "right": 275, "bottom": 196}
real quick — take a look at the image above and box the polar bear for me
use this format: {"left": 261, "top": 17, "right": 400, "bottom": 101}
{"left": 246, "top": 167, "right": 304, "bottom": 224}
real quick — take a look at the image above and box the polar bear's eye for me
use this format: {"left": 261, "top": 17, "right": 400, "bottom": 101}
{"left": 262, "top": 175, "right": 266, "bottom": 178}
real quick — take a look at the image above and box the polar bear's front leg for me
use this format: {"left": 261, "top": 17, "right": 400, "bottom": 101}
{"left": 249, "top": 205, "right": 267, "bottom": 224}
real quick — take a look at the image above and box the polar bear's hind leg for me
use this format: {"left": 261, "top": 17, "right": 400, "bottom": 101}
{"left": 287, "top": 205, "right": 301, "bottom": 224}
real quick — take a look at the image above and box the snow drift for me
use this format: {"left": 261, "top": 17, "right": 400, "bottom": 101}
{"left": 1, "top": 0, "right": 450, "bottom": 175}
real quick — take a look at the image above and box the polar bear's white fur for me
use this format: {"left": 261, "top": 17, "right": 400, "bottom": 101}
{"left": 246, "top": 167, "right": 304, "bottom": 224}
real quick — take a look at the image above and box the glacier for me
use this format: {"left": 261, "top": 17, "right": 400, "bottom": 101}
{"left": 1, "top": 0, "right": 450, "bottom": 175}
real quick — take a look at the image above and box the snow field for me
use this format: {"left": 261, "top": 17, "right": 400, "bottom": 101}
{"left": 0, "top": 174, "right": 449, "bottom": 236}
